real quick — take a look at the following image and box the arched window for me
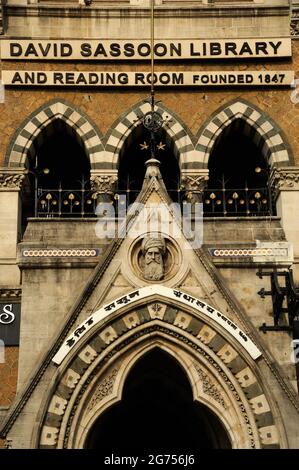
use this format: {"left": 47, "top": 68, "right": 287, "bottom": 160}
{"left": 85, "top": 348, "right": 231, "bottom": 450}
{"left": 204, "top": 119, "right": 273, "bottom": 216}
{"left": 22, "top": 120, "right": 94, "bottom": 225}
{"left": 117, "top": 125, "right": 180, "bottom": 204}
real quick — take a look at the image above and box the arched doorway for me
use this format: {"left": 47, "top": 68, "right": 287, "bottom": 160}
{"left": 84, "top": 348, "right": 231, "bottom": 450}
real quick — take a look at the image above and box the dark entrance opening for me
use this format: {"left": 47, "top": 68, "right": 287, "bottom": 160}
{"left": 85, "top": 349, "right": 231, "bottom": 450}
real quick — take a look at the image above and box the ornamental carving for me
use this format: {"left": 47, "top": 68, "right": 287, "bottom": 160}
{"left": 270, "top": 168, "right": 299, "bottom": 196}
{"left": 291, "top": 20, "right": 299, "bottom": 37}
{"left": 194, "top": 364, "right": 226, "bottom": 409}
{"left": 180, "top": 174, "right": 209, "bottom": 192}
{"left": 141, "top": 236, "right": 166, "bottom": 281}
{"left": 0, "top": 289, "right": 21, "bottom": 300}
{"left": 0, "top": 173, "right": 25, "bottom": 189}
{"left": 291, "top": 9, "right": 299, "bottom": 36}
{"left": 90, "top": 175, "right": 117, "bottom": 193}
{"left": 86, "top": 369, "right": 118, "bottom": 412}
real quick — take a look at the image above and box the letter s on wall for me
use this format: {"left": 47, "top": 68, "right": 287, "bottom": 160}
{"left": 0, "top": 304, "right": 15, "bottom": 324}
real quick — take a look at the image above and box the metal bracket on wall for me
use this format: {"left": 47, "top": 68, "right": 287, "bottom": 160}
{"left": 257, "top": 269, "right": 299, "bottom": 335}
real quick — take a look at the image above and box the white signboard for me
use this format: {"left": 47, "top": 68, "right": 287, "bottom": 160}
{"left": 52, "top": 285, "right": 262, "bottom": 365}
{"left": 1, "top": 70, "right": 294, "bottom": 87}
{"left": 0, "top": 38, "right": 292, "bottom": 60}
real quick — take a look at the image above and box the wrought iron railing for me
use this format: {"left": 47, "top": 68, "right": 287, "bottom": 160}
{"left": 35, "top": 187, "right": 99, "bottom": 217}
{"left": 34, "top": 185, "right": 274, "bottom": 218}
{"left": 202, "top": 187, "right": 274, "bottom": 216}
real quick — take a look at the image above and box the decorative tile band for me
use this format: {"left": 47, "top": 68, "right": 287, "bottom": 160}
{"left": 210, "top": 248, "right": 288, "bottom": 258}
{"left": 22, "top": 249, "right": 100, "bottom": 258}
{"left": 209, "top": 242, "right": 293, "bottom": 265}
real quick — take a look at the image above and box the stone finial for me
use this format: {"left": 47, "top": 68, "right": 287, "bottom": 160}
{"left": 144, "top": 158, "right": 163, "bottom": 180}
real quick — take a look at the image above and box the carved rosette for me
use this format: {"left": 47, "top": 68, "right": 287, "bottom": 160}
{"left": 0, "top": 173, "right": 25, "bottom": 190}
{"left": 270, "top": 167, "right": 299, "bottom": 199}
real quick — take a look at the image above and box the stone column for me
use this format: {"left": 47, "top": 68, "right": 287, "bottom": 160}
{"left": 271, "top": 167, "right": 299, "bottom": 279}
{"left": 0, "top": 170, "right": 25, "bottom": 285}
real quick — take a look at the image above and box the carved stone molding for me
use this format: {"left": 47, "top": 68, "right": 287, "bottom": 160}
{"left": 0, "top": 289, "right": 21, "bottom": 300}
{"left": 90, "top": 174, "right": 118, "bottom": 194}
{"left": 0, "top": 173, "right": 25, "bottom": 190}
{"left": 194, "top": 363, "right": 226, "bottom": 409}
{"left": 270, "top": 167, "right": 299, "bottom": 195}
{"left": 86, "top": 369, "right": 118, "bottom": 412}
{"left": 291, "top": 8, "right": 299, "bottom": 37}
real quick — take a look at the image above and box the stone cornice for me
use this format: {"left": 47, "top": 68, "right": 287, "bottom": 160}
{"left": 5, "top": 4, "right": 290, "bottom": 20}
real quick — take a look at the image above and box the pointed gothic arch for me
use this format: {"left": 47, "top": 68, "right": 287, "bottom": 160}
{"left": 195, "top": 100, "right": 292, "bottom": 168}
{"left": 104, "top": 100, "right": 197, "bottom": 170}
{"left": 34, "top": 286, "right": 287, "bottom": 450}
{"left": 4, "top": 99, "right": 104, "bottom": 169}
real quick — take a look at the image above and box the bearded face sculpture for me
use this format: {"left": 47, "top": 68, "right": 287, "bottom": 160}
{"left": 141, "top": 237, "right": 166, "bottom": 281}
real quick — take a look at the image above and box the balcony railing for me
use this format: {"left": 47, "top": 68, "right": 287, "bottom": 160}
{"left": 34, "top": 185, "right": 274, "bottom": 218}
{"left": 36, "top": 187, "right": 98, "bottom": 217}
{"left": 202, "top": 187, "right": 274, "bottom": 217}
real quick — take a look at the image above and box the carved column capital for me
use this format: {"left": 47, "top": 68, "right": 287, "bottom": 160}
{"left": 180, "top": 170, "right": 209, "bottom": 203}
{"left": 270, "top": 167, "right": 299, "bottom": 197}
{"left": 0, "top": 170, "right": 26, "bottom": 190}
{"left": 90, "top": 173, "right": 118, "bottom": 194}
{"left": 180, "top": 170, "right": 209, "bottom": 192}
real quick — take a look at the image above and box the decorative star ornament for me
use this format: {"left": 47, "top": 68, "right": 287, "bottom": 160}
{"left": 157, "top": 141, "right": 166, "bottom": 151}
{"left": 140, "top": 141, "right": 149, "bottom": 151}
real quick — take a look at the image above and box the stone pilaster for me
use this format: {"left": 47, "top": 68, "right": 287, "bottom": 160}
{"left": 0, "top": 169, "right": 26, "bottom": 286}
{"left": 270, "top": 167, "right": 299, "bottom": 275}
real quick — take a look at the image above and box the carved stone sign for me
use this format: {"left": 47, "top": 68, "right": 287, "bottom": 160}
{"left": 0, "top": 39, "right": 292, "bottom": 60}
{"left": 52, "top": 285, "right": 262, "bottom": 365}
{"left": 1, "top": 70, "right": 294, "bottom": 88}
{"left": 0, "top": 302, "right": 21, "bottom": 346}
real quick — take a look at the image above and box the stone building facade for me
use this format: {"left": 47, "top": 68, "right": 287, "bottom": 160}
{"left": 0, "top": 0, "right": 299, "bottom": 449}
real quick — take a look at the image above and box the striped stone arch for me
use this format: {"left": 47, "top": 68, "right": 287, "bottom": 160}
{"left": 5, "top": 100, "right": 104, "bottom": 168}
{"left": 195, "top": 100, "right": 292, "bottom": 168}
{"left": 35, "top": 286, "right": 286, "bottom": 449}
{"left": 104, "top": 101, "right": 197, "bottom": 170}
